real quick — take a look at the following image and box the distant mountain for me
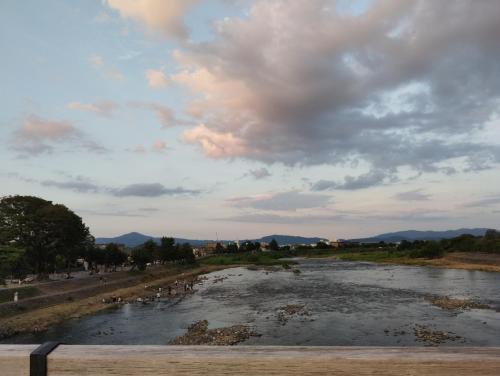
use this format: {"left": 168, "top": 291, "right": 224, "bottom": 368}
{"left": 95, "top": 232, "right": 323, "bottom": 248}
{"left": 257, "top": 234, "right": 323, "bottom": 245}
{"left": 347, "top": 228, "right": 492, "bottom": 243}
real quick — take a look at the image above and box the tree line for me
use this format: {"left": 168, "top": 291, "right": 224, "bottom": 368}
{"left": 0, "top": 195, "right": 196, "bottom": 282}
{"left": 396, "top": 230, "right": 500, "bottom": 258}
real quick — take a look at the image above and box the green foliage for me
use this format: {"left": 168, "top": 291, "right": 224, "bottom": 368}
{"left": 484, "top": 229, "right": 500, "bottom": 239}
{"left": 239, "top": 241, "right": 261, "bottom": 252}
{"left": 226, "top": 243, "right": 239, "bottom": 253}
{"left": 158, "top": 237, "right": 176, "bottom": 262}
{"left": 0, "top": 245, "right": 29, "bottom": 279}
{"left": 315, "top": 241, "right": 330, "bottom": 249}
{"left": 409, "top": 241, "right": 445, "bottom": 259}
{"left": 177, "top": 243, "right": 196, "bottom": 264}
{"left": 0, "top": 195, "right": 92, "bottom": 277}
{"left": 269, "top": 238, "right": 279, "bottom": 251}
{"left": 131, "top": 246, "right": 153, "bottom": 271}
{"left": 103, "top": 243, "right": 128, "bottom": 270}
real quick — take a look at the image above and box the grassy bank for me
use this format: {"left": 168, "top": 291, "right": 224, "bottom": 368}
{"left": 336, "top": 250, "right": 500, "bottom": 272}
{"left": 0, "top": 286, "right": 41, "bottom": 304}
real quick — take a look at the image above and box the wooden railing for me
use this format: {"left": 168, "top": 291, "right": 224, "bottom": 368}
{"left": 2, "top": 345, "right": 500, "bottom": 376}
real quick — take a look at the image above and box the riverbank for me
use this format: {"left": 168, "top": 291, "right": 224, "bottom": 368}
{"left": 0, "top": 265, "right": 229, "bottom": 340}
{"left": 335, "top": 251, "right": 500, "bottom": 273}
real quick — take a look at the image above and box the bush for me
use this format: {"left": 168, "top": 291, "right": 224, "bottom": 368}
{"left": 410, "top": 241, "right": 445, "bottom": 259}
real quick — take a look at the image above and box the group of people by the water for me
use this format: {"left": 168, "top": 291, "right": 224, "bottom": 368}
{"left": 140, "top": 279, "right": 196, "bottom": 303}
{"left": 101, "top": 277, "right": 198, "bottom": 305}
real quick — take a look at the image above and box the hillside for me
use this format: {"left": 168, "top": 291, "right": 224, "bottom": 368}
{"left": 96, "top": 232, "right": 323, "bottom": 248}
{"left": 347, "top": 228, "right": 491, "bottom": 243}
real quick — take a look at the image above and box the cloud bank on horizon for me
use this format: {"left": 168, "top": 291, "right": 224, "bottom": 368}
{"left": 1, "top": 0, "right": 500, "bottom": 239}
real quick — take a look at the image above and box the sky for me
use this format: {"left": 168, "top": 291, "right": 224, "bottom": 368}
{"left": 1, "top": 0, "right": 500, "bottom": 240}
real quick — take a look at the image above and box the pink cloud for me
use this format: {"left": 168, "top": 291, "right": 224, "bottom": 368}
{"left": 152, "top": 140, "right": 167, "bottom": 151}
{"left": 67, "top": 101, "right": 117, "bottom": 117}
{"left": 12, "top": 115, "right": 106, "bottom": 156}
{"left": 16, "top": 115, "right": 76, "bottom": 141}
{"left": 145, "top": 69, "right": 168, "bottom": 88}
{"left": 182, "top": 124, "right": 249, "bottom": 159}
{"left": 104, "top": 0, "right": 198, "bottom": 39}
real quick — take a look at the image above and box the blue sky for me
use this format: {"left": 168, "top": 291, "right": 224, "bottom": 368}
{"left": 1, "top": 0, "right": 500, "bottom": 239}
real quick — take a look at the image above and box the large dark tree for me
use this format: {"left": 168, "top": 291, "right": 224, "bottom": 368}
{"left": 158, "top": 237, "right": 176, "bottom": 263}
{"left": 104, "top": 243, "right": 128, "bottom": 271}
{"left": 269, "top": 238, "right": 279, "bottom": 251}
{"left": 131, "top": 245, "right": 153, "bottom": 271}
{"left": 177, "top": 243, "right": 195, "bottom": 264}
{"left": 0, "top": 195, "right": 91, "bottom": 277}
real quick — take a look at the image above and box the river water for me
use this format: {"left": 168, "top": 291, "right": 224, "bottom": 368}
{"left": 5, "top": 258, "right": 500, "bottom": 345}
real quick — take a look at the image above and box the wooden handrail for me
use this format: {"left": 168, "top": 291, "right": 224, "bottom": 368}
{"left": 1, "top": 345, "right": 500, "bottom": 376}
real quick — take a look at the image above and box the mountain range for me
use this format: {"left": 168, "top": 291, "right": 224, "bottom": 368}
{"left": 346, "top": 228, "right": 491, "bottom": 243}
{"left": 95, "top": 232, "right": 324, "bottom": 248}
{"left": 96, "top": 228, "right": 494, "bottom": 248}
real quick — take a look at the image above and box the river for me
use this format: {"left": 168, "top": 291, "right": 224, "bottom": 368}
{"left": 4, "top": 258, "right": 500, "bottom": 345}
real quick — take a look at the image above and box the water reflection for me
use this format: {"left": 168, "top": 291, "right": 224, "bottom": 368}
{"left": 4, "top": 259, "right": 500, "bottom": 346}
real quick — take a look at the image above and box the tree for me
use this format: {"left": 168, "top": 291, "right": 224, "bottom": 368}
{"left": 226, "top": 243, "right": 238, "bottom": 253}
{"left": 158, "top": 237, "right": 176, "bottom": 263}
{"left": 269, "top": 239, "right": 279, "bottom": 251}
{"left": 485, "top": 229, "right": 500, "bottom": 240}
{"left": 0, "top": 195, "right": 91, "bottom": 278}
{"left": 0, "top": 245, "right": 29, "bottom": 281}
{"left": 177, "top": 243, "right": 195, "bottom": 264}
{"left": 315, "top": 241, "right": 329, "bottom": 249}
{"left": 215, "top": 242, "right": 224, "bottom": 254}
{"left": 131, "top": 246, "right": 153, "bottom": 271}
{"left": 104, "top": 243, "right": 128, "bottom": 271}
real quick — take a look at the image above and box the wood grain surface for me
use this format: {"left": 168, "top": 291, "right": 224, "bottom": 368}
{"left": 1, "top": 345, "right": 499, "bottom": 376}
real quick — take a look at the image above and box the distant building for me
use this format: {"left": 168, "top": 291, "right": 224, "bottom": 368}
{"left": 329, "top": 238, "right": 340, "bottom": 248}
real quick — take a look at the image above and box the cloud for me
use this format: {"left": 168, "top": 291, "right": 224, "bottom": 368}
{"left": 67, "top": 101, "right": 117, "bottom": 117}
{"left": 111, "top": 183, "right": 200, "bottom": 197}
{"left": 77, "top": 208, "right": 147, "bottom": 218}
{"left": 227, "top": 191, "right": 331, "bottom": 211}
{"left": 312, "top": 169, "right": 394, "bottom": 191}
{"left": 246, "top": 167, "right": 271, "bottom": 180}
{"left": 152, "top": 140, "right": 167, "bottom": 151}
{"left": 104, "top": 0, "right": 198, "bottom": 39}
{"left": 89, "top": 54, "right": 124, "bottom": 81}
{"left": 215, "top": 213, "right": 344, "bottom": 224}
{"left": 463, "top": 195, "right": 500, "bottom": 208}
{"left": 183, "top": 124, "right": 248, "bottom": 159}
{"left": 173, "top": 0, "right": 500, "bottom": 181}
{"left": 8, "top": 172, "right": 200, "bottom": 198}
{"left": 145, "top": 69, "right": 168, "bottom": 88}
{"left": 130, "top": 144, "right": 146, "bottom": 153}
{"left": 129, "top": 102, "right": 189, "bottom": 128}
{"left": 393, "top": 189, "right": 431, "bottom": 201}
{"left": 41, "top": 177, "right": 101, "bottom": 193}
{"left": 12, "top": 115, "right": 106, "bottom": 156}
{"left": 368, "top": 211, "right": 451, "bottom": 222}
{"left": 128, "top": 141, "right": 167, "bottom": 153}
